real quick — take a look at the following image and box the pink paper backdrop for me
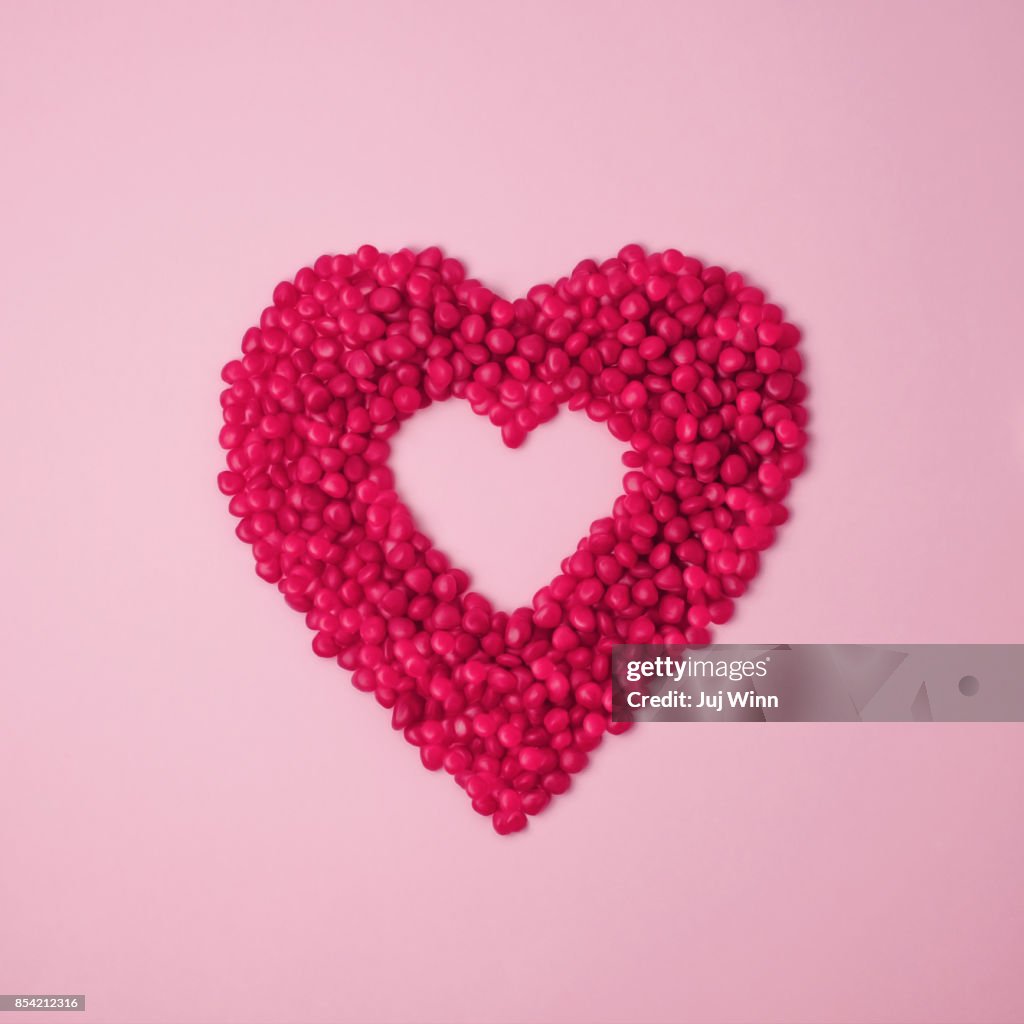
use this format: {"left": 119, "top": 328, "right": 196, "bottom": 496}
{"left": 2, "top": 2, "right": 1023, "bottom": 1022}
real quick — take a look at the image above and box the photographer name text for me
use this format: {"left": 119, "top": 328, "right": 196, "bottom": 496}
{"left": 624, "top": 689, "right": 779, "bottom": 711}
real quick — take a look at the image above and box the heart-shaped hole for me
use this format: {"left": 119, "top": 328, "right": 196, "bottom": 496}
{"left": 390, "top": 401, "right": 625, "bottom": 611}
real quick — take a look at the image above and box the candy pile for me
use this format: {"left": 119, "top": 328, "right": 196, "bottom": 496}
{"left": 218, "top": 245, "right": 807, "bottom": 834}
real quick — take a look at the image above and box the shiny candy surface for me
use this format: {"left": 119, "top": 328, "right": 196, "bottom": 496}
{"left": 219, "top": 246, "right": 808, "bottom": 835}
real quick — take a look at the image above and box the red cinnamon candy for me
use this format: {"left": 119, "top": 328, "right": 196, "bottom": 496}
{"left": 218, "top": 245, "right": 808, "bottom": 834}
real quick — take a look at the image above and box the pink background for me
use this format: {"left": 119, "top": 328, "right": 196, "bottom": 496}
{"left": 2, "top": 2, "right": 1023, "bottom": 1022}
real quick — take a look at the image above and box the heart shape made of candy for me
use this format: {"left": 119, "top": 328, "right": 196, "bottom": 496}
{"left": 218, "top": 245, "right": 808, "bottom": 835}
